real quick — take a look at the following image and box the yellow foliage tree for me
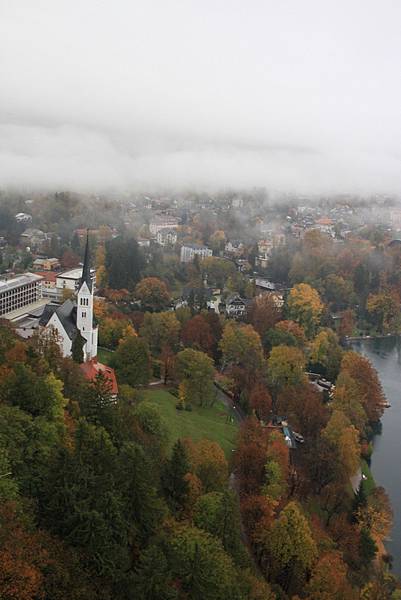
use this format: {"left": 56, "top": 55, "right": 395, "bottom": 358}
{"left": 287, "top": 283, "right": 324, "bottom": 337}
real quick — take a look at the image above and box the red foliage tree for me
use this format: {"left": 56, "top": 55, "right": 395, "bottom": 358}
{"left": 234, "top": 418, "right": 269, "bottom": 495}
{"left": 249, "top": 383, "right": 272, "bottom": 422}
{"left": 181, "top": 314, "right": 214, "bottom": 355}
{"left": 277, "top": 382, "right": 329, "bottom": 439}
{"left": 0, "top": 503, "right": 49, "bottom": 600}
{"left": 241, "top": 495, "right": 276, "bottom": 541}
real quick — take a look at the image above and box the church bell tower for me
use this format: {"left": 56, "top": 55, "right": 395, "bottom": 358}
{"left": 76, "top": 230, "right": 98, "bottom": 361}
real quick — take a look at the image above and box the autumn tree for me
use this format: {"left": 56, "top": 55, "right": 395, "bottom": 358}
{"left": 323, "top": 410, "right": 361, "bottom": 478}
{"left": 140, "top": 311, "right": 181, "bottom": 355}
{"left": 366, "top": 290, "right": 400, "bottom": 333}
{"left": 0, "top": 502, "right": 49, "bottom": 600}
{"left": 332, "top": 372, "right": 368, "bottom": 434}
{"left": 262, "top": 430, "right": 289, "bottom": 500}
{"left": 248, "top": 294, "right": 281, "bottom": 342}
{"left": 306, "top": 551, "right": 351, "bottom": 600}
{"left": 309, "top": 328, "right": 343, "bottom": 380}
{"left": 356, "top": 486, "right": 393, "bottom": 540}
{"left": 323, "top": 273, "right": 355, "bottom": 310}
{"left": 220, "top": 322, "right": 264, "bottom": 405}
{"left": 266, "top": 501, "right": 317, "bottom": 594}
{"left": 338, "top": 308, "right": 355, "bottom": 339}
{"left": 175, "top": 348, "right": 215, "bottom": 407}
{"left": 340, "top": 351, "right": 385, "bottom": 422}
{"left": 287, "top": 283, "right": 324, "bottom": 337}
{"left": 240, "top": 495, "right": 277, "bottom": 542}
{"left": 276, "top": 381, "right": 328, "bottom": 440}
{"left": 181, "top": 314, "right": 214, "bottom": 355}
{"left": 249, "top": 383, "right": 272, "bottom": 422}
{"left": 234, "top": 418, "right": 270, "bottom": 495}
{"left": 220, "top": 322, "right": 264, "bottom": 374}
{"left": 135, "top": 277, "right": 171, "bottom": 311}
{"left": 99, "top": 316, "right": 129, "bottom": 349}
{"left": 112, "top": 329, "right": 151, "bottom": 386}
{"left": 185, "top": 439, "right": 228, "bottom": 493}
{"left": 201, "top": 256, "right": 236, "bottom": 288}
{"left": 267, "top": 345, "right": 306, "bottom": 397}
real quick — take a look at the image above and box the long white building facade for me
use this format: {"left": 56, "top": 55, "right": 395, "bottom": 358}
{"left": 0, "top": 273, "right": 43, "bottom": 317}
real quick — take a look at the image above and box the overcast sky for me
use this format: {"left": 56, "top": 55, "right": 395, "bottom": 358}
{"left": 1, "top": 0, "right": 401, "bottom": 194}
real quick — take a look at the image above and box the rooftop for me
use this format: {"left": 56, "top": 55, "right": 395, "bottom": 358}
{"left": 80, "top": 359, "right": 119, "bottom": 395}
{"left": 0, "top": 273, "right": 43, "bottom": 294}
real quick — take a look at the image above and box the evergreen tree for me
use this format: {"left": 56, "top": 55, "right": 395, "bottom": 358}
{"left": 71, "top": 331, "right": 85, "bottom": 363}
{"left": 134, "top": 543, "right": 178, "bottom": 600}
{"left": 162, "top": 440, "right": 190, "bottom": 513}
{"left": 105, "top": 235, "right": 144, "bottom": 290}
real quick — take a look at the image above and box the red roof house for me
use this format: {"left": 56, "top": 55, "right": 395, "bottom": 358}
{"left": 80, "top": 359, "right": 119, "bottom": 396}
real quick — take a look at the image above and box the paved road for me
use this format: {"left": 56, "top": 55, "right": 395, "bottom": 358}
{"left": 214, "top": 383, "right": 245, "bottom": 423}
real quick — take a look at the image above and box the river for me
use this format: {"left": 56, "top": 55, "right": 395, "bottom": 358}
{"left": 351, "top": 336, "right": 401, "bottom": 575}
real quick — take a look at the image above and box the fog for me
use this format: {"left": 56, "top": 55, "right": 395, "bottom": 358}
{"left": 1, "top": 0, "right": 401, "bottom": 194}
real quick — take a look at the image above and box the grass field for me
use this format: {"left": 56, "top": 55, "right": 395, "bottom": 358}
{"left": 97, "top": 347, "right": 114, "bottom": 365}
{"left": 361, "top": 459, "right": 376, "bottom": 495}
{"left": 142, "top": 388, "right": 239, "bottom": 457}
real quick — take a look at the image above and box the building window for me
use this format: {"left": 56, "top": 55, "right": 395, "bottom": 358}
{"left": 82, "top": 311, "right": 86, "bottom": 318}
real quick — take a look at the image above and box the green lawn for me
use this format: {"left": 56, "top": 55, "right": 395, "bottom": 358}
{"left": 361, "top": 459, "right": 376, "bottom": 495}
{"left": 97, "top": 347, "right": 114, "bottom": 365}
{"left": 142, "top": 388, "right": 239, "bottom": 457}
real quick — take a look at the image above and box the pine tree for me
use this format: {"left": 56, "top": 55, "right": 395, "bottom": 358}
{"left": 162, "top": 440, "right": 190, "bottom": 513}
{"left": 71, "top": 331, "right": 85, "bottom": 364}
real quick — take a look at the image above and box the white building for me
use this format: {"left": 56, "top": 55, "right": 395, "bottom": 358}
{"left": 180, "top": 244, "right": 213, "bottom": 263}
{"left": 40, "top": 234, "right": 98, "bottom": 361}
{"left": 156, "top": 228, "right": 177, "bottom": 246}
{"left": 225, "top": 295, "right": 250, "bottom": 319}
{"left": 56, "top": 267, "right": 95, "bottom": 291}
{"left": 0, "top": 273, "right": 43, "bottom": 317}
{"left": 149, "top": 215, "right": 179, "bottom": 235}
{"left": 15, "top": 212, "right": 32, "bottom": 223}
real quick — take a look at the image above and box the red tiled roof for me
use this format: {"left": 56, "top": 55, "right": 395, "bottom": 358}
{"left": 80, "top": 359, "right": 119, "bottom": 395}
{"left": 35, "top": 271, "right": 58, "bottom": 282}
{"left": 315, "top": 217, "right": 333, "bottom": 226}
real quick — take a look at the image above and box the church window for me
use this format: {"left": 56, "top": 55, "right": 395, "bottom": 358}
{"left": 82, "top": 311, "right": 86, "bottom": 318}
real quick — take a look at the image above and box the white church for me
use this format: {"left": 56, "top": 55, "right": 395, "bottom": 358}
{"left": 40, "top": 231, "right": 98, "bottom": 361}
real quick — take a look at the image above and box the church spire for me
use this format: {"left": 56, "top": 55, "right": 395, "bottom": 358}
{"left": 80, "top": 229, "right": 92, "bottom": 292}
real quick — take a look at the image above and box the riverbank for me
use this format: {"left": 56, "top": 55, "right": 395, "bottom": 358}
{"left": 351, "top": 336, "right": 401, "bottom": 575}
{"left": 346, "top": 333, "right": 398, "bottom": 341}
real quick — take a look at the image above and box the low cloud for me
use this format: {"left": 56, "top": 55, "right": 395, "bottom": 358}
{"left": 1, "top": 1, "right": 401, "bottom": 194}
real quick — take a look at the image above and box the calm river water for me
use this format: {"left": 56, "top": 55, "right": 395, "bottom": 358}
{"left": 351, "top": 336, "right": 401, "bottom": 575}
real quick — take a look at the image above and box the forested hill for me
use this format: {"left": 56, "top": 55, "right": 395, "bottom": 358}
{"left": 0, "top": 321, "right": 273, "bottom": 600}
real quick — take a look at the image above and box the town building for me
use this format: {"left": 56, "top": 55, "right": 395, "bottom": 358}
{"left": 32, "top": 257, "right": 60, "bottom": 271}
{"left": 225, "top": 294, "right": 250, "bottom": 319}
{"left": 0, "top": 273, "right": 44, "bottom": 318}
{"left": 56, "top": 267, "right": 95, "bottom": 291}
{"left": 15, "top": 212, "right": 32, "bottom": 223}
{"left": 149, "top": 215, "right": 180, "bottom": 235}
{"left": 20, "top": 228, "right": 51, "bottom": 251}
{"left": 224, "top": 240, "right": 244, "bottom": 255}
{"left": 156, "top": 228, "right": 177, "bottom": 246}
{"left": 180, "top": 244, "right": 213, "bottom": 263}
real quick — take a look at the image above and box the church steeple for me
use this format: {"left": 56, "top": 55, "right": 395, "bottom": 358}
{"left": 80, "top": 229, "right": 92, "bottom": 292}
{"left": 76, "top": 228, "right": 97, "bottom": 361}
